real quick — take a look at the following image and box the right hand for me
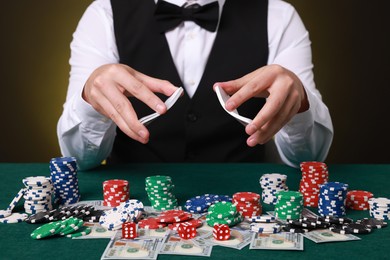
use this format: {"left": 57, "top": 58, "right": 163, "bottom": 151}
{"left": 83, "top": 64, "right": 178, "bottom": 144}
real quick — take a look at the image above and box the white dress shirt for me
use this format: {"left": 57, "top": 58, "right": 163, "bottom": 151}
{"left": 57, "top": 0, "right": 333, "bottom": 170}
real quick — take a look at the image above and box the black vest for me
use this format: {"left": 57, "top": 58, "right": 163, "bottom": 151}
{"left": 109, "top": 0, "right": 269, "bottom": 163}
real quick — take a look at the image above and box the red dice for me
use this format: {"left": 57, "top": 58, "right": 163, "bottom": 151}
{"left": 122, "top": 222, "right": 137, "bottom": 239}
{"left": 213, "top": 224, "right": 230, "bottom": 241}
{"left": 177, "top": 223, "right": 197, "bottom": 239}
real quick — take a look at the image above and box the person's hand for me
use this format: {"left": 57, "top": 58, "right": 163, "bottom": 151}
{"left": 214, "top": 64, "right": 309, "bottom": 147}
{"left": 83, "top": 64, "right": 178, "bottom": 144}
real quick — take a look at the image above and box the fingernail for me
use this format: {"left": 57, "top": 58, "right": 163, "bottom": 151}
{"left": 247, "top": 124, "right": 257, "bottom": 134}
{"left": 248, "top": 137, "right": 257, "bottom": 146}
{"left": 138, "top": 130, "right": 147, "bottom": 139}
{"left": 156, "top": 104, "right": 165, "bottom": 114}
{"left": 226, "top": 100, "right": 235, "bottom": 111}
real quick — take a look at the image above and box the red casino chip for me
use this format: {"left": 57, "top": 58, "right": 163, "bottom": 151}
{"left": 102, "top": 179, "right": 129, "bottom": 207}
{"left": 138, "top": 217, "right": 167, "bottom": 229}
{"left": 233, "top": 192, "right": 261, "bottom": 203}
{"left": 156, "top": 210, "right": 192, "bottom": 223}
{"left": 299, "top": 161, "right": 328, "bottom": 208}
{"left": 346, "top": 190, "right": 373, "bottom": 210}
{"left": 168, "top": 218, "right": 203, "bottom": 230}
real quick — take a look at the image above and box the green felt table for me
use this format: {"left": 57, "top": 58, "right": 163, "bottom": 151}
{"left": 0, "top": 163, "right": 389, "bottom": 260}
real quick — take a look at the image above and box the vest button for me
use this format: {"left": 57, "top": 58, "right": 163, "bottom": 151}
{"left": 187, "top": 113, "right": 198, "bottom": 122}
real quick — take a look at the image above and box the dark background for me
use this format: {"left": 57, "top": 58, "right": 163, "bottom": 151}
{"left": 1, "top": 1, "right": 389, "bottom": 164}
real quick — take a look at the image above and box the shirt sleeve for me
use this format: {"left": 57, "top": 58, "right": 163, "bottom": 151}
{"left": 57, "top": 0, "right": 119, "bottom": 170}
{"left": 267, "top": 0, "right": 334, "bottom": 168}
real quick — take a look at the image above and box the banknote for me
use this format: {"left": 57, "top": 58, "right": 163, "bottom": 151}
{"left": 73, "top": 222, "right": 116, "bottom": 239}
{"left": 159, "top": 232, "right": 212, "bottom": 257}
{"left": 100, "top": 231, "right": 165, "bottom": 260}
{"left": 249, "top": 232, "right": 304, "bottom": 250}
{"left": 302, "top": 229, "right": 361, "bottom": 243}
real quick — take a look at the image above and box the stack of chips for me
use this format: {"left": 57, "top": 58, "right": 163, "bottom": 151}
{"left": 346, "top": 190, "right": 374, "bottom": 210}
{"left": 318, "top": 182, "right": 348, "bottom": 217}
{"left": 232, "top": 192, "right": 262, "bottom": 219}
{"left": 103, "top": 179, "right": 130, "bottom": 207}
{"left": 50, "top": 157, "right": 80, "bottom": 206}
{"left": 299, "top": 161, "right": 329, "bottom": 207}
{"left": 368, "top": 197, "right": 390, "bottom": 220}
{"left": 259, "top": 173, "right": 289, "bottom": 205}
{"left": 206, "top": 201, "right": 242, "bottom": 227}
{"left": 184, "top": 194, "right": 232, "bottom": 214}
{"left": 274, "top": 191, "right": 303, "bottom": 220}
{"left": 23, "top": 176, "right": 53, "bottom": 214}
{"left": 145, "top": 175, "right": 178, "bottom": 210}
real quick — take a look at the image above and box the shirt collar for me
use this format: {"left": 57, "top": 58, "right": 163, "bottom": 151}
{"left": 155, "top": 0, "right": 225, "bottom": 8}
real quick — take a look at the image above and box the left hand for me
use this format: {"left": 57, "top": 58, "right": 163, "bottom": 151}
{"left": 214, "top": 64, "right": 309, "bottom": 147}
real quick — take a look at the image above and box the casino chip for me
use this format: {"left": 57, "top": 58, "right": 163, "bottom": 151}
{"left": 145, "top": 175, "right": 178, "bottom": 211}
{"left": 168, "top": 218, "right": 203, "bottom": 231}
{"left": 0, "top": 209, "right": 12, "bottom": 219}
{"left": 232, "top": 192, "right": 262, "bottom": 219}
{"left": 103, "top": 179, "right": 129, "bottom": 207}
{"left": 343, "top": 223, "right": 372, "bottom": 234}
{"left": 31, "top": 221, "right": 62, "bottom": 239}
{"left": 346, "top": 190, "right": 373, "bottom": 211}
{"left": 318, "top": 182, "right": 348, "bottom": 217}
{"left": 259, "top": 173, "right": 289, "bottom": 205}
{"left": 0, "top": 212, "right": 28, "bottom": 224}
{"left": 66, "top": 226, "right": 92, "bottom": 238}
{"left": 138, "top": 217, "right": 167, "bottom": 229}
{"left": 274, "top": 191, "right": 303, "bottom": 220}
{"left": 22, "top": 176, "right": 53, "bottom": 214}
{"left": 356, "top": 218, "right": 388, "bottom": 229}
{"left": 207, "top": 201, "right": 242, "bottom": 227}
{"left": 250, "top": 222, "right": 281, "bottom": 234}
{"left": 299, "top": 161, "right": 329, "bottom": 207}
{"left": 50, "top": 157, "right": 80, "bottom": 206}
{"left": 99, "top": 200, "right": 144, "bottom": 231}
{"left": 368, "top": 197, "right": 390, "bottom": 221}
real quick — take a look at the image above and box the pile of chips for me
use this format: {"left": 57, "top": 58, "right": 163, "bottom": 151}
{"left": 25, "top": 204, "right": 103, "bottom": 224}
{"left": 184, "top": 194, "right": 232, "bottom": 214}
{"left": 30, "top": 217, "right": 90, "bottom": 239}
{"left": 206, "top": 201, "right": 242, "bottom": 227}
{"left": 103, "top": 179, "right": 130, "bottom": 207}
{"left": 259, "top": 173, "right": 289, "bottom": 205}
{"left": 250, "top": 215, "right": 281, "bottom": 234}
{"left": 145, "top": 175, "right": 178, "bottom": 210}
{"left": 369, "top": 197, "right": 390, "bottom": 220}
{"left": 99, "top": 199, "right": 144, "bottom": 231}
{"left": 23, "top": 176, "right": 53, "bottom": 214}
{"left": 50, "top": 157, "right": 80, "bottom": 206}
{"left": 232, "top": 192, "right": 262, "bottom": 219}
{"left": 299, "top": 161, "right": 329, "bottom": 207}
{"left": 138, "top": 209, "right": 199, "bottom": 231}
{"left": 346, "top": 190, "right": 373, "bottom": 210}
{"left": 274, "top": 191, "right": 303, "bottom": 220}
{"left": 0, "top": 186, "right": 29, "bottom": 223}
{"left": 283, "top": 215, "right": 387, "bottom": 234}
{"left": 318, "top": 182, "right": 348, "bottom": 217}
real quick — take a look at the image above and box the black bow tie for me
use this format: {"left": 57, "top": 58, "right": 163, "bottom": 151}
{"left": 154, "top": 1, "right": 219, "bottom": 33}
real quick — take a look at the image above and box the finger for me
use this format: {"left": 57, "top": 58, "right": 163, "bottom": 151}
{"left": 247, "top": 92, "right": 300, "bottom": 145}
{"left": 130, "top": 68, "right": 179, "bottom": 96}
{"left": 115, "top": 70, "right": 168, "bottom": 115}
{"left": 97, "top": 91, "right": 150, "bottom": 143}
